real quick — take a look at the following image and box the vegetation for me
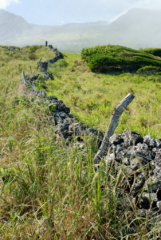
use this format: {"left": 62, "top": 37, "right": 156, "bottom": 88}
{"left": 1, "top": 45, "right": 161, "bottom": 239}
{"left": 137, "top": 66, "right": 158, "bottom": 73}
{"left": 141, "top": 48, "right": 161, "bottom": 58}
{"left": 81, "top": 45, "right": 161, "bottom": 72}
{"left": 155, "top": 71, "right": 161, "bottom": 76}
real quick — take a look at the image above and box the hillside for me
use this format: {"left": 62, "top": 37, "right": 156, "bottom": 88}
{"left": 0, "top": 9, "right": 32, "bottom": 40}
{"left": 81, "top": 45, "right": 161, "bottom": 72}
{"left": 1, "top": 45, "right": 161, "bottom": 239}
{"left": 0, "top": 9, "right": 108, "bottom": 52}
{"left": 1, "top": 8, "right": 161, "bottom": 52}
{"left": 105, "top": 8, "right": 161, "bottom": 48}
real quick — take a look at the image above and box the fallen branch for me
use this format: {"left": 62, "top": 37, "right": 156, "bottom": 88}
{"left": 94, "top": 93, "right": 135, "bottom": 164}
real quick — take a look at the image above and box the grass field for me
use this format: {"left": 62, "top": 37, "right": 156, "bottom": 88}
{"left": 47, "top": 51, "right": 161, "bottom": 139}
{"left": 0, "top": 45, "right": 161, "bottom": 239}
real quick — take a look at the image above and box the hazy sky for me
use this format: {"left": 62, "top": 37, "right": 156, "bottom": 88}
{"left": 0, "top": 0, "right": 161, "bottom": 25}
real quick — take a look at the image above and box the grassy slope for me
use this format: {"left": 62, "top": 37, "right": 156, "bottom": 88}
{"left": 81, "top": 45, "right": 161, "bottom": 72}
{"left": 47, "top": 52, "right": 161, "bottom": 139}
{"left": 0, "top": 45, "right": 161, "bottom": 239}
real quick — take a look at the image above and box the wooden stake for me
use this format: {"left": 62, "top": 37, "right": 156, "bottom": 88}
{"left": 94, "top": 93, "right": 135, "bottom": 164}
{"left": 22, "top": 70, "right": 27, "bottom": 85}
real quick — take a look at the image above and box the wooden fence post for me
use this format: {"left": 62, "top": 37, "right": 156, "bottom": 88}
{"left": 22, "top": 70, "right": 27, "bottom": 85}
{"left": 94, "top": 93, "right": 135, "bottom": 164}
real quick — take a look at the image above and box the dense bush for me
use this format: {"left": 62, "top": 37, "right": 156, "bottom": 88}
{"left": 57, "top": 59, "right": 68, "bottom": 67}
{"left": 137, "top": 65, "right": 158, "bottom": 73}
{"left": 141, "top": 48, "right": 161, "bottom": 57}
{"left": 81, "top": 45, "right": 161, "bottom": 72}
{"left": 155, "top": 71, "right": 161, "bottom": 76}
{"left": 29, "top": 45, "right": 42, "bottom": 53}
{"left": 28, "top": 52, "right": 37, "bottom": 60}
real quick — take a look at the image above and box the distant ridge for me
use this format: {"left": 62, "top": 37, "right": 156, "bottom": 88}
{"left": 0, "top": 8, "right": 161, "bottom": 52}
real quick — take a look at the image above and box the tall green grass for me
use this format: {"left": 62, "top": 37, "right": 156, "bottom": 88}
{"left": 47, "top": 51, "right": 161, "bottom": 139}
{"left": 0, "top": 45, "right": 161, "bottom": 239}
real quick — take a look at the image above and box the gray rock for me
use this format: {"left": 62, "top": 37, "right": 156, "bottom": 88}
{"left": 109, "top": 134, "right": 124, "bottom": 145}
{"left": 114, "top": 143, "right": 127, "bottom": 163}
{"left": 150, "top": 160, "right": 156, "bottom": 170}
{"left": 153, "top": 165, "right": 161, "bottom": 179}
{"left": 156, "top": 138, "right": 161, "bottom": 148}
{"left": 55, "top": 100, "right": 70, "bottom": 114}
{"left": 43, "top": 72, "right": 54, "bottom": 80}
{"left": 54, "top": 111, "right": 70, "bottom": 125}
{"left": 57, "top": 119, "right": 72, "bottom": 138}
{"left": 157, "top": 201, "right": 161, "bottom": 210}
{"left": 47, "top": 95, "right": 58, "bottom": 100}
{"left": 119, "top": 196, "right": 136, "bottom": 208}
{"left": 133, "top": 143, "right": 152, "bottom": 162}
{"left": 30, "top": 74, "right": 40, "bottom": 82}
{"left": 154, "top": 149, "right": 161, "bottom": 165}
{"left": 131, "top": 172, "right": 146, "bottom": 194}
{"left": 105, "top": 153, "right": 115, "bottom": 165}
{"left": 38, "top": 90, "right": 46, "bottom": 97}
{"left": 69, "top": 122, "right": 84, "bottom": 137}
{"left": 68, "top": 113, "right": 75, "bottom": 118}
{"left": 122, "top": 157, "right": 130, "bottom": 166}
{"left": 28, "top": 89, "right": 46, "bottom": 97}
{"left": 123, "top": 129, "right": 143, "bottom": 147}
{"left": 130, "top": 158, "right": 141, "bottom": 171}
{"left": 139, "top": 192, "right": 158, "bottom": 209}
{"left": 86, "top": 128, "right": 104, "bottom": 147}
{"left": 143, "top": 134, "right": 156, "bottom": 148}
{"left": 144, "top": 176, "right": 161, "bottom": 192}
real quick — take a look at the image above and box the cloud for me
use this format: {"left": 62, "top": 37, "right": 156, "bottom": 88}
{"left": 91, "top": 0, "right": 161, "bottom": 10}
{"left": 3, "top": 0, "right": 161, "bottom": 26}
{"left": 131, "top": 0, "right": 161, "bottom": 9}
{"left": 0, "top": 0, "right": 20, "bottom": 9}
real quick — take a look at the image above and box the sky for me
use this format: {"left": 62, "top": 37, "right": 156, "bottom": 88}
{"left": 0, "top": 0, "right": 161, "bottom": 25}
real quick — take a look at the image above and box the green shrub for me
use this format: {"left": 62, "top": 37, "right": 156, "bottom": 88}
{"left": 155, "top": 71, "right": 161, "bottom": 76}
{"left": 34, "top": 76, "right": 48, "bottom": 90}
{"left": 56, "top": 59, "right": 68, "bottom": 68}
{"left": 141, "top": 48, "right": 161, "bottom": 57}
{"left": 14, "top": 53, "right": 22, "bottom": 59}
{"left": 137, "top": 66, "right": 158, "bottom": 73}
{"left": 29, "top": 45, "right": 41, "bottom": 53}
{"left": 28, "top": 52, "right": 37, "bottom": 60}
{"left": 81, "top": 45, "right": 161, "bottom": 73}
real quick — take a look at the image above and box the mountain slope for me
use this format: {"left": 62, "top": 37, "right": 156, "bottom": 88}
{"left": 0, "top": 8, "right": 161, "bottom": 51}
{"left": 104, "top": 8, "right": 161, "bottom": 48}
{"left": 0, "top": 9, "right": 107, "bottom": 41}
{"left": 0, "top": 9, "right": 32, "bottom": 40}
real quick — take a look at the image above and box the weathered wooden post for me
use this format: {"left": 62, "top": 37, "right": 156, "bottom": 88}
{"left": 45, "top": 41, "right": 48, "bottom": 46}
{"left": 37, "top": 58, "right": 42, "bottom": 70}
{"left": 94, "top": 93, "right": 135, "bottom": 164}
{"left": 22, "top": 70, "right": 27, "bottom": 85}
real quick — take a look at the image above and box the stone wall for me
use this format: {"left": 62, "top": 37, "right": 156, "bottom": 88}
{"left": 22, "top": 46, "right": 161, "bottom": 238}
